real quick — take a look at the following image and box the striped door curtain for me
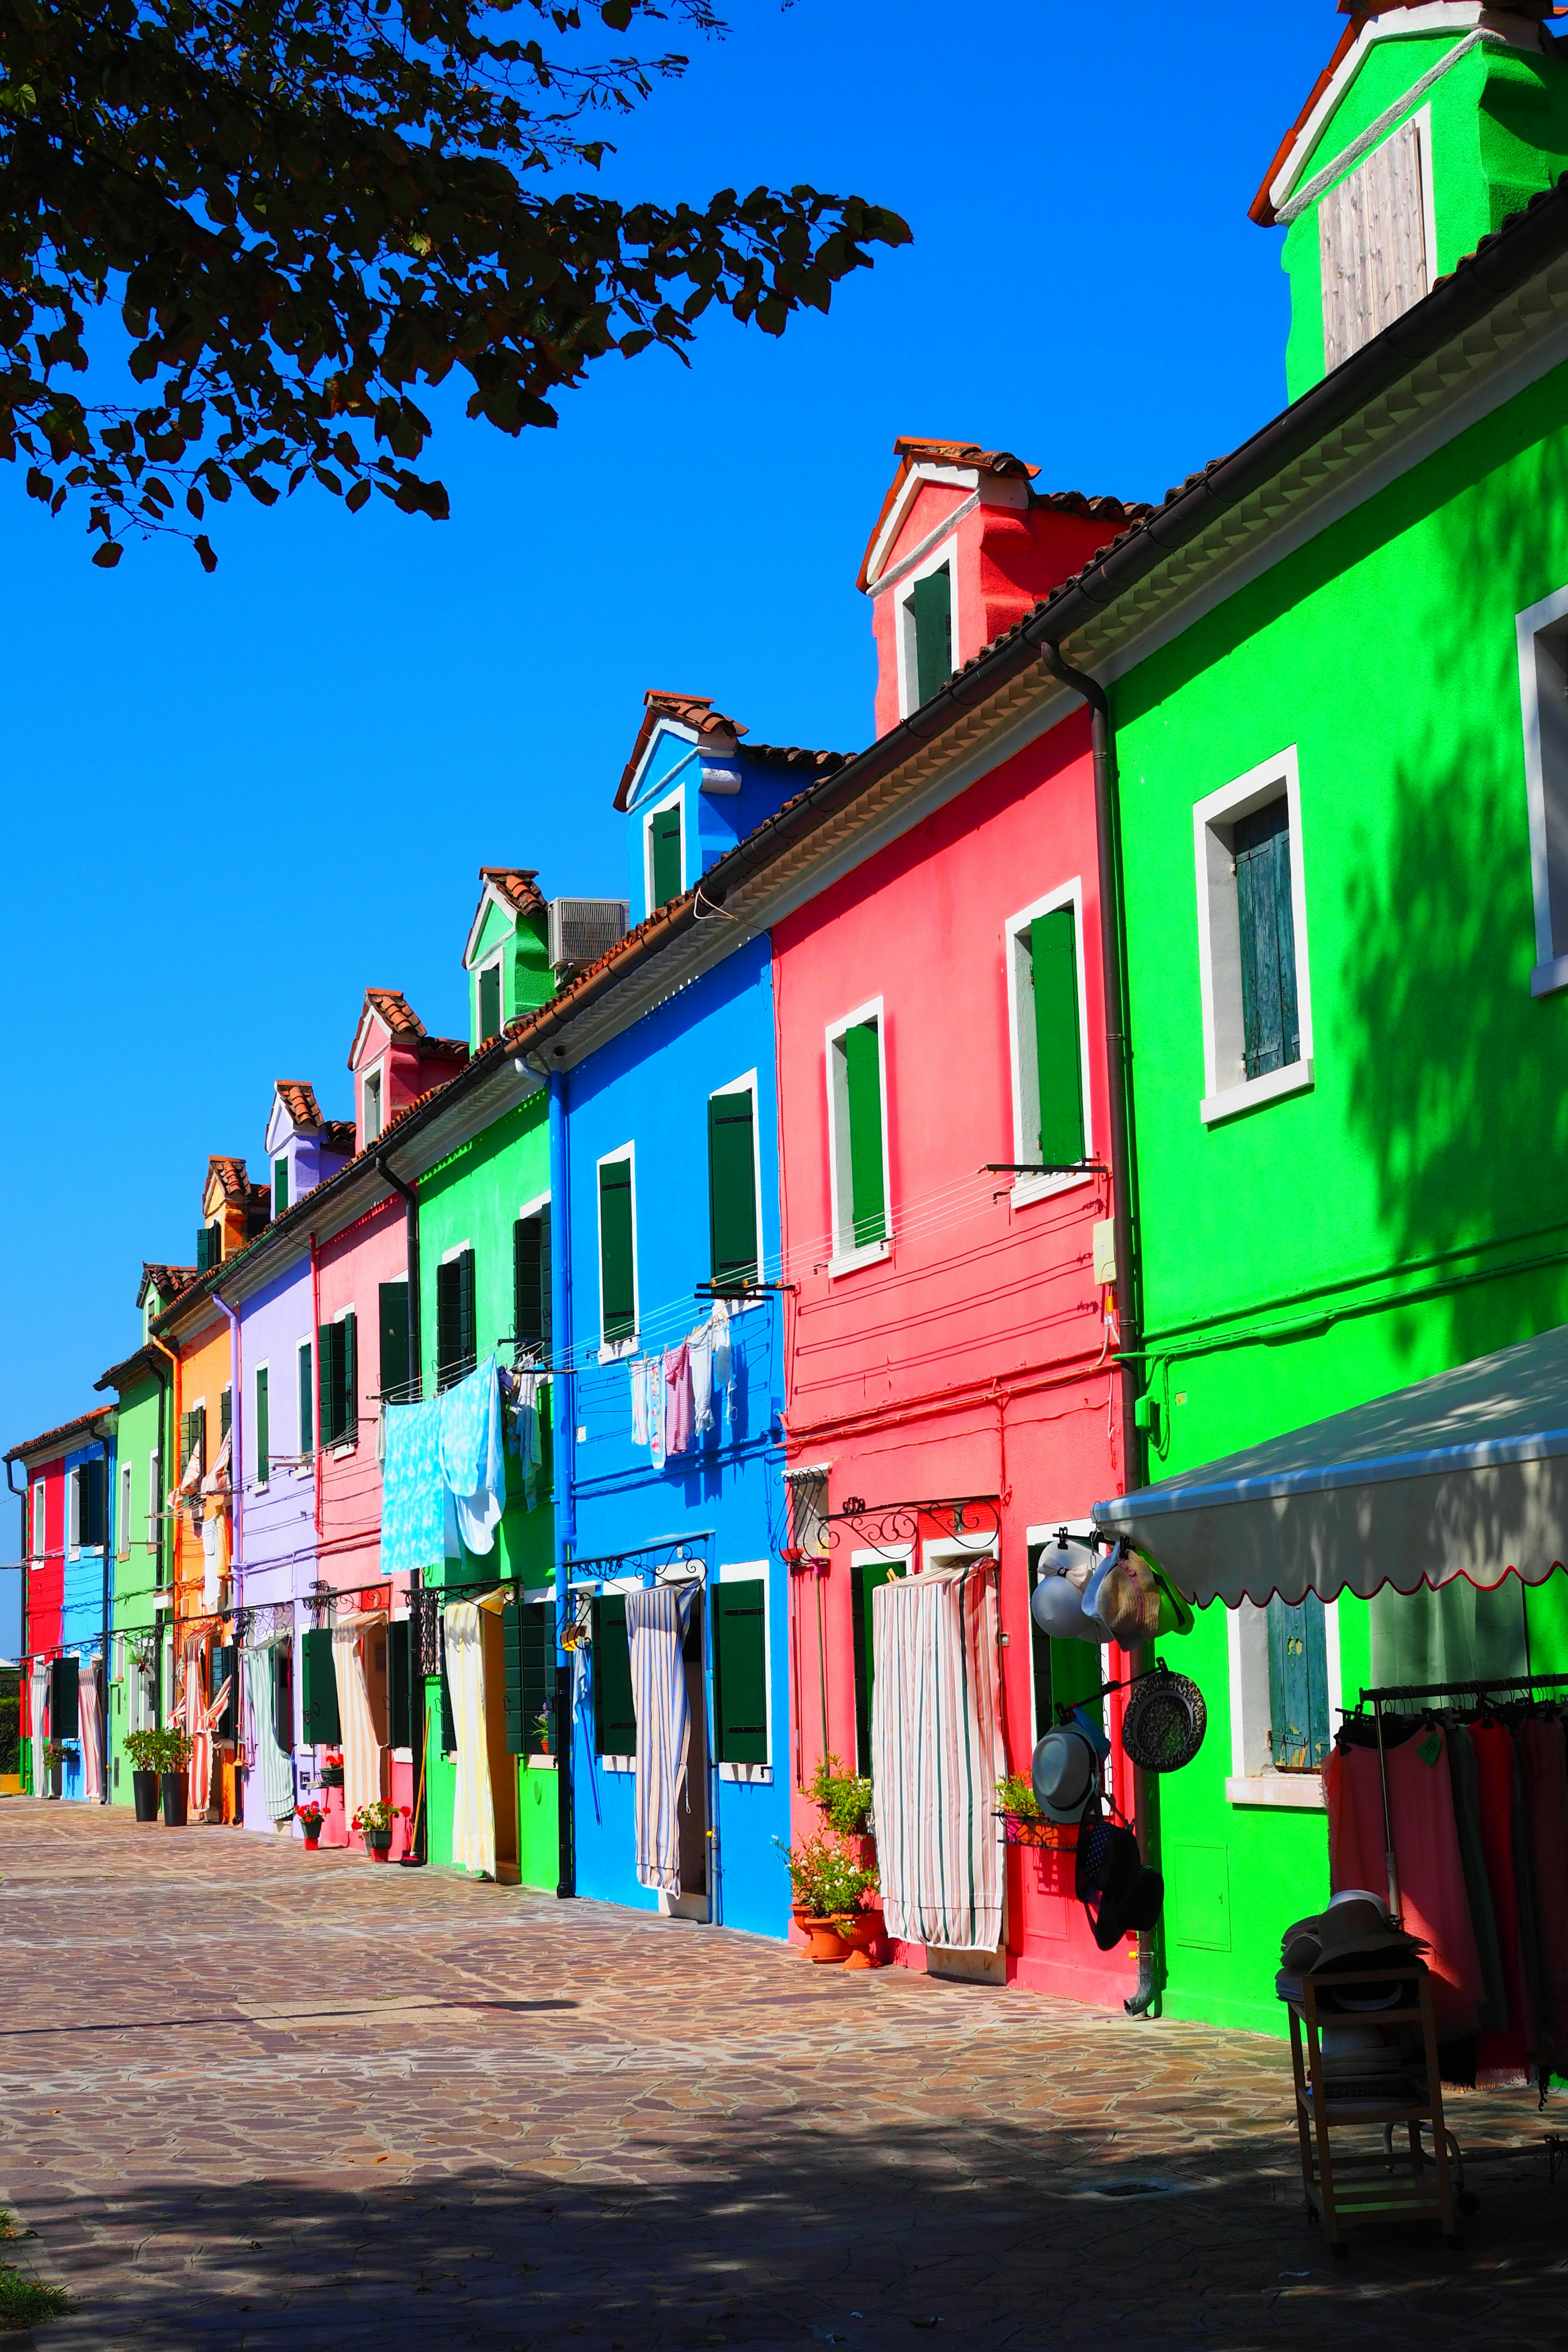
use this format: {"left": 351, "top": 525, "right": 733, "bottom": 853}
{"left": 78, "top": 1662, "right": 102, "bottom": 1801}
{"left": 443, "top": 1602, "right": 496, "bottom": 1878}
{"left": 331, "top": 1619, "right": 385, "bottom": 1830}
{"left": 243, "top": 1645, "right": 296, "bottom": 1824}
{"left": 29, "top": 1664, "right": 45, "bottom": 1793}
{"left": 870, "top": 1562, "right": 1004, "bottom": 1953}
{"left": 627, "top": 1583, "right": 697, "bottom": 1895}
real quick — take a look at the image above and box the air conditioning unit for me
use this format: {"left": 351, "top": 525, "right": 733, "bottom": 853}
{"left": 549, "top": 897, "right": 629, "bottom": 973}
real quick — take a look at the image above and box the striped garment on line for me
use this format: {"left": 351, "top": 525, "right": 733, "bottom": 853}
{"left": 871, "top": 1561, "right": 1004, "bottom": 1953}
{"left": 628, "top": 1583, "right": 697, "bottom": 1895}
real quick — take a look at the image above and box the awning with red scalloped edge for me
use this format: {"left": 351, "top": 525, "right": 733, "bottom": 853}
{"left": 1092, "top": 1322, "right": 1568, "bottom": 1610}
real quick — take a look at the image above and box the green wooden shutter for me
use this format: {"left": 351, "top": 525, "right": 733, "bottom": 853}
{"left": 713, "top": 1578, "right": 768, "bottom": 1763}
{"left": 300, "top": 1626, "right": 341, "bottom": 1744}
{"left": 844, "top": 1023, "right": 886, "bottom": 1248}
{"left": 591, "top": 1594, "right": 637, "bottom": 1754}
{"left": 211, "top": 1643, "right": 237, "bottom": 1740}
{"left": 479, "top": 960, "right": 501, "bottom": 1042}
{"left": 196, "top": 1225, "right": 219, "bottom": 1273}
{"left": 255, "top": 1366, "right": 270, "bottom": 1486}
{"left": 513, "top": 1214, "right": 550, "bottom": 1350}
{"left": 1266, "top": 1595, "right": 1330, "bottom": 1771}
{"left": 180, "top": 1408, "right": 203, "bottom": 1479}
{"left": 1030, "top": 906, "right": 1086, "bottom": 1168}
{"left": 51, "top": 1653, "right": 80, "bottom": 1741}
{"left": 1234, "top": 800, "right": 1300, "bottom": 1080}
{"left": 909, "top": 564, "right": 952, "bottom": 706}
{"left": 341, "top": 1312, "right": 357, "bottom": 1440}
{"left": 439, "top": 1636, "right": 456, "bottom": 1754}
{"left": 522, "top": 1603, "right": 555, "bottom": 1756}
{"left": 708, "top": 1091, "right": 759, "bottom": 1285}
{"left": 274, "top": 1157, "right": 288, "bottom": 1216}
{"left": 272, "top": 1642, "right": 293, "bottom": 1752}
{"left": 379, "top": 1281, "right": 411, "bottom": 1403}
{"left": 598, "top": 1160, "right": 636, "bottom": 1344}
{"left": 316, "top": 1323, "right": 336, "bottom": 1447}
{"left": 851, "top": 1559, "right": 901, "bottom": 1775}
{"left": 436, "top": 1257, "right": 459, "bottom": 1389}
{"left": 388, "top": 1619, "right": 412, "bottom": 1749}
{"left": 458, "top": 1252, "right": 476, "bottom": 1377}
{"left": 298, "top": 1341, "right": 313, "bottom": 1455}
{"left": 220, "top": 1387, "right": 232, "bottom": 1442}
{"left": 503, "top": 1599, "right": 526, "bottom": 1755}
{"left": 648, "top": 804, "right": 682, "bottom": 906}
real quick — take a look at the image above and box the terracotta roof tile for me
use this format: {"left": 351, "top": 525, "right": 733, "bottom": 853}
{"left": 275, "top": 1080, "right": 326, "bottom": 1131}
{"left": 478, "top": 868, "right": 546, "bottom": 917}
{"left": 4, "top": 1404, "right": 112, "bottom": 1466}
{"left": 860, "top": 436, "right": 1147, "bottom": 591}
{"left": 206, "top": 1155, "right": 254, "bottom": 1206}
{"left": 95, "top": 1345, "right": 161, "bottom": 1396}
{"left": 321, "top": 1119, "right": 356, "bottom": 1156}
{"left": 356, "top": 988, "right": 466, "bottom": 1062}
{"left": 891, "top": 435, "right": 1040, "bottom": 478}
{"left": 613, "top": 691, "right": 750, "bottom": 811}
{"left": 137, "top": 1262, "right": 196, "bottom": 1310}
{"left": 742, "top": 744, "right": 851, "bottom": 776}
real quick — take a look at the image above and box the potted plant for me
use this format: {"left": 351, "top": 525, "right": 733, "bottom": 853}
{"left": 42, "top": 1738, "right": 64, "bottom": 1799}
{"left": 296, "top": 1800, "right": 325, "bottom": 1850}
{"left": 775, "top": 1833, "right": 880, "bottom": 1963}
{"left": 807, "top": 1754, "right": 875, "bottom": 1861}
{"left": 318, "top": 1748, "right": 346, "bottom": 1788}
{"left": 994, "top": 1771, "right": 1069, "bottom": 1849}
{"left": 352, "top": 1798, "right": 409, "bottom": 1860}
{"left": 157, "top": 1726, "right": 192, "bottom": 1825}
{"left": 124, "top": 1728, "right": 163, "bottom": 1822}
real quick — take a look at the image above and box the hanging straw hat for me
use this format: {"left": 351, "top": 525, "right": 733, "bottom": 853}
{"left": 1120, "top": 1670, "right": 1207, "bottom": 1773}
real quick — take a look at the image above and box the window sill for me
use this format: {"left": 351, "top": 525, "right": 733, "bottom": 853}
{"left": 599, "top": 1338, "right": 638, "bottom": 1366}
{"left": 718, "top": 1760, "right": 772, "bottom": 1784}
{"left": 600, "top": 1753, "right": 635, "bottom": 1774}
{"left": 1531, "top": 953, "right": 1568, "bottom": 998}
{"left": 1225, "top": 1771, "right": 1324, "bottom": 1811}
{"left": 524, "top": 1753, "right": 558, "bottom": 1771}
{"left": 1011, "top": 1169, "right": 1096, "bottom": 1210}
{"left": 828, "top": 1237, "right": 891, "bottom": 1280}
{"left": 1200, "top": 1058, "right": 1314, "bottom": 1127}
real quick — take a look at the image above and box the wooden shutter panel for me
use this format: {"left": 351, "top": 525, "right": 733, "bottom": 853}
{"left": 272, "top": 1642, "right": 293, "bottom": 1752}
{"left": 255, "top": 1366, "right": 270, "bottom": 1486}
{"left": 851, "top": 1560, "right": 898, "bottom": 1776}
{"left": 649, "top": 804, "right": 682, "bottom": 906}
{"left": 80, "top": 1458, "right": 106, "bottom": 1550}
{"left": 909, "top": 564, "right": 952, "bottom": 706}
{"left": 1319, "top": 118, "right": 1427, "bottom": 373}
{"left": 1030, "top": 906, "right": 1086, "bottom": 1167}
{"left": 713, "top": 1579, "right": 768, "bottom": 1763}
{"left": 1267, "top": 1595, "right": 1330, "bottom": 1771}
{"left": 220, "top": 1387, "right": 232, "bottom": 1442}
{"left": 436, "top": 1258, "right": 459, "bottom": 1388}
{"left": 317, "top": 1323, "right": 336, "bottom": 1447}
{"left": 388, "top": 1619, "right": 412, "bottom": 1749}
{"left": 598, "top": 1161, "right": 636, "bottom": 1343}
{"left": 1234, "top": 802, "right": 1300, "bottom": 1080}
{"left": 439, "top": 1630, "right": 456, "bottom": 1755}
{"left": 458, "top": 1252, "right": 476, "bottom": 1377}
{"left": 479, "top": 961, "right": 501, "bottom": 1042}
{"left": 196, "top": 1225, "right": 218, "bottom": 1273}
{"left": 298, "top": 1342, "right": 313, "bottom": 1455}
{"left": 591, "top": 1594, "right": 637, "bottom": 1754}
{"left": 844, "top": 1023, "right": 886, "bottom": 1248}
{"left": 274, "top": 1158, "right": 288, "bottom": 1216}
{"left": 378, "top": 1281, "right": 411, "bottom": 1403}
{"left": 503, "top": 1600, "right": 526, "bottom": 1756}
{"left": 341, "top": 1312, "right": 357, "bottom": 1439}
{"left": 708, "top": 1092, "right": 759, "bottom": 1285}
{"left": 300, "top": 1627, "right": 341, "bottom": 1744}
{"left": 50, "top": 1653, "right": 80, "bottom": 1741}
{"left": 180, "top": 1408, "right": 203, "bottom": 1479}
{"left": 513, "top": 1215, "right": 550, "bottom": 1350}
{"left": 210, "top": 1643, "right": 238, "bottom": 1740}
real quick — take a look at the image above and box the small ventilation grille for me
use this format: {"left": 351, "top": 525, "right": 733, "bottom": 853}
{"left": 548, "top": 898, "right": 629, "bottom": 973}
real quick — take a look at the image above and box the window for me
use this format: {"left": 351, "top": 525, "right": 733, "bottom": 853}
{"left": 317, "top": 1311, "right": 358, "bottom": 1448}
{"left": 1007, "top": 886, "right": 1090, "bottom": 1192}
{"left": 50, "top": 1654, "right": 80, "bottom": 1742}
{"left": 220, "top": 1385, "right": 232, "bottom": 1444}
{"left": 273, "top": 1642, "right": 294, "bottom": 1754}
{"left": 67, "top": 1466, "right": 80, "bottom": 1555}
{"left": 363, "top": 1067, "right": 383, "bottom": 1145}
{"left": 1026, "top": 1541, "right": 1106, "bottom": 1742}
{"left": 1515, "top": 582, "right": 1568, "bottom": 995}
{"left": 273, "top": 1155, "right": 289, "bottom": 1216}
{"left": 784, "top": 1466, "right": 829, "bottom": 1561}
{"left": 254, "top": 1365, "right": 270, "bottom": 1487}
{"left": 900, "top": 554, "right": 953, "bottom": 711}
{"left": 1265, "top": 1597, "right": 1330, "bottom": 1773}
{"left": 597, "top": 1151, "right": 637, "bottom": 1353}
{"left": 851, "top": 1550, "right": 908, "bottom": 1775}
{"left": 708, "top": 1081, "right": 760, "bottom": 1288}
{"left": 31, "top": 1479, "right": 44, "bottom": 1561}
{"left": 1224, "top": 1595, "right": 1341, "bottom": 1809}
{"left": 180, "top": 1405, "right": 206, "bottom": 1482}
{"left": 1194, "top": 748, "right": 1314, "bottom": 1124}
{"left": 591, "top": 1592, "right": 637, "bottom": 1757}
{"left": 503, "top": 1593, "right": 557, "bottom": 1760}
{"left": 1319, "top": 115, "right": 1430, "bottom": 374}
{"left": 826, "top": 1005, "right": 889, "bottom": 1271}
{"left": 478, "top": 957, "right": 503, "bottom": 1043}
{"left": 435, "top": 1250, "right": 476, "bottom": 1389}
{"left": 378, "top": 1279, "right": 412, "bottom": 1403}
{"left": 297, "top": 1341, "right": 314, "bottom": 1457}
{"left": 513, "top": 1204, "right": 551, "bottom": 1352}
{"left": 646, "top": 797, "right": 683, "bottom": 911}
{"left": 209, "top": 1641, "right": 238, "bottom": 1741}
{"left": 714, "top": 1567, "right": 768, "bottom": 1768}
{"left": 196, "top": 1223, "right": 220, "bottom": 1273}
{"left": 118, "top": 1461, "right": 132, "bottom": 1557}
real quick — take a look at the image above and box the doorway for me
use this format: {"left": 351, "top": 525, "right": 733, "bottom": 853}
{"left": 481, "top": 1605, "right": 520, "bottom": 1885}
{"left": 666, "top": 1586, "right": 710, "bottom": 1918}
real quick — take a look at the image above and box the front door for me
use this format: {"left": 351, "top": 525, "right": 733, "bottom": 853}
{"left": 481, "top": 1607, "right": 520, "bottom": 1884}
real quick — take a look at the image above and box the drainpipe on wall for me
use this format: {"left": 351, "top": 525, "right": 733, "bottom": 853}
{"left": 1037, "top": 641, "right": 1160, "bottom": 2021}
{"left": 148, "top": 1331, "right": 182, "bottom": 1729}
{"left": 374, "top": 1150, "right": 424, "bottom": 1862}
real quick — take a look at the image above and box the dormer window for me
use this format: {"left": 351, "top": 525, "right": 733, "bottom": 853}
{"left": 1319, "top": 115, "right": 1430, "bottom": 372}
{"left": 900, "top": 551, "right": 953, "bottom": 713}
{"left": 363, "top": 1068, "right": 383, "bottom": 1145}
{"left": 478, "top": 956, "right": 503, "bottom": 1043}
{"left": 646, "top": 795, "right": 683, "bottom": 911}
{"left": 273, "top": 1156, "right": 288, "bottom": 1216}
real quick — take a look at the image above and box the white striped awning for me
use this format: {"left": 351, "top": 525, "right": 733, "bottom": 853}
{"left": 1093, "top": 1322, "right": 1568, "bottom": 1609}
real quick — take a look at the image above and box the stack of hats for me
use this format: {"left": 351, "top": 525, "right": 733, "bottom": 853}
{"left": 1277, "top": 1889, "right": 1428, "bottom": 2016}
{"left": 1029, "top": 1536, "right": 1194, "bottom": 1650}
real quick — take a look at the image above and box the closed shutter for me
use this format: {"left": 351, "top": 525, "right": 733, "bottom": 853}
{"left": 1319, "top": 117, "right": 1427, "bottom": 372}
{"left": 439, "top": 1631, "right": 456, "bottom": 1755}
{"left": 50, "top": 1653, "right": 80, "bottom": 1741}
{"left": 272, "top": 1642, "right": 293, "bottom": 1752}
{"left": 479, "top": 960, "right": 501, "bottom": 1042}
{"left": 503, "top": 1598, "right": 526, "bottom": 1755}
{"left": 80, "top": 1457, "right": 107, "bottom": 1550}
{"left": 1267, "top": 1595, "right": 1330, "bottom": 1771}
{"left": 180, "top": 1408, "right": 205, "bottom": 1480}
{"left": 298, "top": 1342, "right": 313, "bottom": 1455}
{"left": 210, "top": 1643, "right": 238, "bottom": 1740}
{"left": 317, "top": 1323, "right": 337, "bottom": 1446}
{"left": 1234, "top": 801, "right": 1300, "bottom": 1080}
{"left": 196, "top": 1225, "right": 219, "bottom": 1273}
{"left": 513, "top": 1212, "right": 551, "bottom": 1350}
{"left": 522, "top": 1603, "right": 555, "bottom": 1757}
{"left": 851, "top": 1559, "right": 900, "bottom": 1775}
{"left": 300, "top": 1626, "right": 341, "bottom": 1744}
{"left": 648, "top": 804, "right": 682, "bottom": 906}
{"left": 378, "top": 1281, "right": 411, "bottom": 1403}
{"left": 591, "top": 1594, "right": 637, "bottom": 1754}
{"left": 274, "top": 1157, "right": 288, "bottom": 1216}
{"left": 844, "top": 1023, "right": 886, "bottom": 1248}
{"left": 598, "top": 1161, "right": 636, "bottom": 1345}
{"left": 436, "top": 1254, "right": 477, "bottom": 1388}
{"left": 1030, "top": 906, "right": 1086, "bottom": 1167}
{"left": 255, "top": 1366, "right": 270, "bottom": 1486}
{"left": 388, "top": 1619, "right": 412, "bottom": 1749}
{"left": 713, "top": 1579, "right": 767, "bottom": 1763}
{"left": 909, "top": 564, "right": 952, "bottom": 706}
{"left": 708, "top": 1091, "right": 759, "bottom": 1286}
{"left": 457, "top": 1254, "right": 475, "bottom": 1378}
{"left": 341, "top": 1312, "right": 357, "bottom": 1441}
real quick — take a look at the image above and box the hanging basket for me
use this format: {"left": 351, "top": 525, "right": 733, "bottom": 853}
{"left": 995, "top": 1810, "right": 1078, "bottom": 1851}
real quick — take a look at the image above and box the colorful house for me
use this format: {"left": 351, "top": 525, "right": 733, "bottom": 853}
{"left": 4, "top": 1407, "right": 114, "bottom": 1800}
{"left": 95, "top": 1322, "right": 173, "bottom": 1802}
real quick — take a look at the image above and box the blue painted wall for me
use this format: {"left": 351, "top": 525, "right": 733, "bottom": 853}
{"left": 60, "top": 1436, "right": 110, "bottom": 1800}
{"left": 562, "top": 928, "right": 793, "bottom": 1939}
{"left": 624, "top": 724, "right": 805, "bottom": 923}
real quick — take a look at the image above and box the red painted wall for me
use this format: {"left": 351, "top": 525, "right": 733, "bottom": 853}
{"left": 772, "top": 704, "right": 1135, "bottom": 2005}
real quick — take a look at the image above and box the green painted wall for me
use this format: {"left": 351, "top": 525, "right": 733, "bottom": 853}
{"left": 467, "top": 903, "right": 553, "bottom": 1052}
{"left": 108, "top": 1366, "right": 165, "bottom": 1804}
{"left": 1281, "top": 30, "right": 1568, "bottom": 399}
{"left": 417, "top": 1086, "right": 557, "bottom": 1881}
{"left": 1113, "top": 340, "right": 1568, "bottom": 2034}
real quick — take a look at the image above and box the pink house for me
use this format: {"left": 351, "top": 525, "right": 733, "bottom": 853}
{"left": 774, "top": 439, "right": 1143, "bottom": 2002}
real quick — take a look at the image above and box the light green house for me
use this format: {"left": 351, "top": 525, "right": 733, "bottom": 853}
{"left": 96, "top": 1266, "right": 189, "bottom": 1797}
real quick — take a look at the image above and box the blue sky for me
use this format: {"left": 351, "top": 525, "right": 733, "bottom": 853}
{"left": 0, "top": 0, "right": 1333, "bottom": 1639}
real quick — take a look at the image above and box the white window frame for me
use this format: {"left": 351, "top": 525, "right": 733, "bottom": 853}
{"left": 112, "top": 1631, "right": 125, "bottom": 1684}
{"left": 32, "top": 1478, "right": 45, "bottom": 1563}
{"left": 476, "top": 949, "right": 506, "bottom": 1040}
{"left": 895, "top": 531, "right": 960, "bottom": 721}
{"left": 146, "top": 1451, "right": 159, "bottom": 1549}
{"left": 716, "top": 1558, "right": 772, "bottom": 1782}
{"left": 643, "top": 783, "right": 686, "bottom": 920}
{"left": 67, "top": 1464, "right": 81, "bottom": 1558}
{"left": 118, "top": 1460, "right": 133, "bottom": 1558}
{"left": 825, "top": 997, "right": 891, "bottom": 1278}
{"left": 1225, "top": 1596, "right": 1340, "bottom": 1811}
{"left": 252, "top": 1363, "right": 270, "bottom": 1491}
{"left": 708, "top": 1069, "right": 765, "bottom": 1299}
{"left": 594, "top": 1143, "right": 639, "bottom": 1362}
{"left": 1003, "top": 879, "right": 1094, "bottom": 1206}
{"left": 1193, "top": 746, "right": 1315, "bottom": 1126}
{"left": 361, "top": 1060, "right": 385, "bottom": 1147}
{"left": 1515, "top": 578, "right": 1568, "bottom": 996}
{"left": 1023, "top": 1520, "right": 1112, "bottom": 1809}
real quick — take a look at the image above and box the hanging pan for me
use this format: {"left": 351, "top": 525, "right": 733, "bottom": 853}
{"left": 1120, "top": 1668, "right": 1207, "bottom": 1774}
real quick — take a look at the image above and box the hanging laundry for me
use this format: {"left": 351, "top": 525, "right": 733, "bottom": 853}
{"left": 648, "top": 1357, "right": 666, "bottom": 1472}
{"left": 630, "top": 1356, "right": 650, "bottom": 1448}
{"left": 1445, "top": 1726, "right": 1508, "bottom": 2031}
{"left": 627, "top": 1582, "right": 697, "bottom": 1893}
{"left": 664, "top": 1344, "right": 693, "bottom": 1458}
{"left": 690, "top": 1322, "right": 715, "bottom": 1436}
{"left": 439, "top": 1360, "right": 506, "bottom": 1555}
{"left": 1470, "top": 1717, "right": 1537, "bottom": 2086}
{"left": 502, "top": 1365, "right": 544, "bottom": 1509}
{"left": 711, "top": 1298, "right": 733, "bottom": 1421}
{"left": 1516, "top": 1715, "right": 1568, "bottom": 2067}
{"left": 381, "top": 1396, "right": 446, "bottom": 1575}
{"left": 1323, "top": 1722, "right": 1484, "bottom": 2037}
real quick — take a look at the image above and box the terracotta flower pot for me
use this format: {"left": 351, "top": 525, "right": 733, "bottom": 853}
{"left": 795, "top": 1913, "right": 853, "bottom": 1964}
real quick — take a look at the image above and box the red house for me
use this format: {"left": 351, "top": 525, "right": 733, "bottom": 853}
{"left": 774, "top": 439, "right": 1144, "bottom": 2000}
{"left": 7, "top": 1407, "right": 112, "bottom": 1795}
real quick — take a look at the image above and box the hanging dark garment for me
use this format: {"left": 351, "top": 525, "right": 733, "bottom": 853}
{"left": 1445, "top": 1726, "right": 1508, "bottom": 2032}
{"left": 1323, "top": 1724, "right": 1483, "bottom": 2038}
{"left": 1470, "top": 1718, "right": 1537, "bottom": 2087}
{"left": 1515, "top": 1716, "right": 1568, "bottom": 2067}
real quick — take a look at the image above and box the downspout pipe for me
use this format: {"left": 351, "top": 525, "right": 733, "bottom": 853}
{"left": 1037, "top": 641, "right": 1159, "bottom": 2021}
{"left": 374, "top": 1150, "right": 425, "bottom": 1862}
{"left": 148, "top": 1330, "right": 181, "bottom": 1727}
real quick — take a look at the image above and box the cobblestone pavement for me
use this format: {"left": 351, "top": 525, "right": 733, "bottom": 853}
{"left": 1, "top": 1800, "right": 1565, "bottom": 2352}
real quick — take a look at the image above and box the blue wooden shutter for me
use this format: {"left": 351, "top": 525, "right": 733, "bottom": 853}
{"left": 598, "top": 1161, "right": 636, "bottom": 1344}
{"left": 300, "top": 1627, "right": 341, "bottom": 1744}
{"left": 1266, "top": 1594, "right": 1329, "bottom": 1770}
{"left": 648, "top": 804, "right": 682, "bottom": 906}
{"left": 909, "top": 565, "right": 952, "bottom": 706}
{"left": 379, "top": 1281, "right": 411, "bottom": 1403}
{"left": 844, "top": 1023, "right": 886, "bottom": 1248}
{"left": 255, "top": 1366, "right": 270, "bottom": 1486}
{"left": 591, "top": 1594, "right": 637, "bottom": 1753}
{"left": 714, "top": 1579, "right": 768, "bottom": 1763}
{"left": 1030, "top": 906, "right": 1086, "bottom": 1167}
{"left": 1234, "top": 800, "right": 1301, "bottom": 1080}
{"left": 708, "top": 1091, "right": 759, "bottom": 1286}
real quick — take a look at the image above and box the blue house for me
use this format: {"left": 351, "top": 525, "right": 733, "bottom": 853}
{"left": 555, "top": 692, "right": 842, "bottom": 1937}
{"left": 60, "top": 1428, "right": 113, "bottom": 1800}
